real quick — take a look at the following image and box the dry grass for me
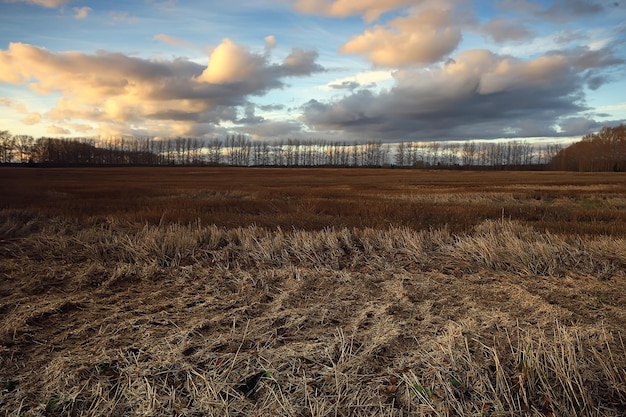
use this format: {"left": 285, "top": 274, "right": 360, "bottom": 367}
{"left": 1, "top": 214, "right": 625, "bottom": 416}
{"left": 2, "top": 167, "right": 626, "bottom": 234}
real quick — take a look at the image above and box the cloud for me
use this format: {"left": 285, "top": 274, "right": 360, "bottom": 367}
{"left": 197, "top": 38, "right": 270, "bottom": 85}
{"left": 0, "top": 97, "right": 28, "bottom": 113}
{"left": 236, "top": 103, "right": 265, "bottom": 125}
{"left": 338, "top": 2, "right": 471, "bottom": 66}
{"left": 73, "top": 6, "right": 90, "bottom": 19}
{"left": 0, "top": 40, "right": 323, "bottom": 137}
{"left": 281, "top": 48, "right": 324, "bottom": 76}
{"left": 540, "top": 0, "right": 605, "bottom": 21}
{"left": 258, "top": 103, "right": 285, "bottom": 112}
{"left": 109, "top": 11, "right": 138, "bottom": 23}
{"left": 498, "top": 0, "right": 617, "bottom": 21}
{"left": 481, "top": 18, "right": 533, "bottom": 43}
{"left": 47, "top": 125, "right": 70, "bottom": 135}
{"left": 197, "top": 39, "right": 323, "bottom": 86}
{"left": 302, "top": 47, "right": 623, "bottom": 140}
{"left": 292, "top": 0, "right": 415, "bottom": 22}
{"left": 322, "top": 70, "right": 393, "bottom": 92}
{"left": 558, "top": 116, "right": 604, "bottom": 136}
{"left": 329, "top": 80, "right": 360, "bottom": 90}
{"left": 153, "top": 34, "right": 194, "bottom": 49}
{"left": 5, "top": 0, "right": 71, "bottom": 7}
{"left": 265, "top": 35, "right": 277, "bottom": 50}
{"left": 66, "top": 122, "right": 94, "bottom": 133}
{"left": 20, "top": 112, "right": 42, "bottom": 125}
{"left": 238, "top": 119, "right": 305, "bottom": 139}
{"left": 0, "top": 98, "right": 43, "bottom": 126}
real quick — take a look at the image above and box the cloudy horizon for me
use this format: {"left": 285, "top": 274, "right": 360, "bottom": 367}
{"left": 1, "top": 0, "right": 625, "bottom": 143}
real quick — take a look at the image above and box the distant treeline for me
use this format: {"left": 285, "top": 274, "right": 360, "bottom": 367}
{"left": 0, "top": 126, "right": 624, "bottom": 170}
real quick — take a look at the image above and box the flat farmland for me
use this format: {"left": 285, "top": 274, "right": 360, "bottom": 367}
{"left": 1, "top": 168, "right": 626, "bottom": 416}
{"left": 2, "top": 167, "right": 626, "bottom": 234}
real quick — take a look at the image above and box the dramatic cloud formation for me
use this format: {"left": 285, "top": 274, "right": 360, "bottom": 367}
{"left": 0, "top": 40, "right": 323, "bottom": 136}
{"left": 303, "top": 47, "right": 623, "bottom": 140}
{"left": 1, "top": 0, "right": 625, "bottom": 141}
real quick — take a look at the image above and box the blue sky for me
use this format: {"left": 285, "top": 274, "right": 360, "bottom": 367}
{"left": 1, "top": 0, "right": 625, "bottom": 142}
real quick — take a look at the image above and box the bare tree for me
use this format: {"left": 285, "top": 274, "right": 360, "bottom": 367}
{"left": 0, "top": 131, "right": 15, "bottom": 163}
{"left": 14, "top": 134, "right": 34, "bottom": 163}
{"left": 462, "top": 141, "right": 476, "bottom": 167}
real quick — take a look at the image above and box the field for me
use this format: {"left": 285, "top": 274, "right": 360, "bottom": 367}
{"left": 1, "top": 167, "right": 625, "bottom": 416}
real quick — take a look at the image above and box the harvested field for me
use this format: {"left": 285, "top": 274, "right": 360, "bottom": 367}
{"left": 0, "top": 168, "right": 625, "bottom": 416}
{"left": 1, "top": 167, "right": 626, "bottom": 234}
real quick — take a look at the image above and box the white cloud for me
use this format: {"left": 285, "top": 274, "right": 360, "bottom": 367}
{"left": 321, "top": 70, "right": 393, "bottom": 90}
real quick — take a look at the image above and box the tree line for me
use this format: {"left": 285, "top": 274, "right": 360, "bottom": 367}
{"left": 1, "top": 126, "right": 624, "bottom": 170}
{"left": 549, "top": 125, "right": 626, "bottom": 172}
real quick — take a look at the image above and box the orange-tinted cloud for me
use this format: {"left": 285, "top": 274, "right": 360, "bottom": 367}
{"left": 340, "top": 7, "right": 463, "bottom": 66}
{"left": 197, "top": 39, "right": 267, "bottom": 84}
{"left": 20, "top": 112, "right": 42, "bottom": 125}
{"left": 47, "top": 125, "right": 70, "bottom": 135}
{"left": 265, "top": 35, "right": 277, "bottom": 50}
{"left": 293, "top": 0, "right": 414, "bottom": 22}
{"left": 323, "top": 0, "right": 474, "bottom": 67}
{"left": 0, "top": 97, "right": 28, "bottom": 113}
{"left": 73, "top": 6, "right": 91, "bottom": 19}
{"left": 0, "top": 40, "right": 322, "bottom": 136}
{"left": 6, "top": 0, "right": 71, "bottom": 8}
{"left": 153, "top": 34, "right": 194, "bottom": 49}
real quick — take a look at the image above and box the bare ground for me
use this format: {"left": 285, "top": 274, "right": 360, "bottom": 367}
{"left": 1, "top": 217, "right": 625, "bottom": 416}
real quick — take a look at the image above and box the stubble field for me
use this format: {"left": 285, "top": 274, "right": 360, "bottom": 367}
{"left": 1, "top": 167, "right": 625, "bottom": 416}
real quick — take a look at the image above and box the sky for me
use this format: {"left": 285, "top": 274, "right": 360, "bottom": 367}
{"left": 0, "top": 0, "right": 625, "bottom": 143}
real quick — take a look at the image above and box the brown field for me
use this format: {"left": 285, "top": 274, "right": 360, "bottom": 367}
{"left": 1, "top": 167, "right": 625, "bottom": 416}
{"left": 2, "top": 167, "right": 626, "bottom": 234}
